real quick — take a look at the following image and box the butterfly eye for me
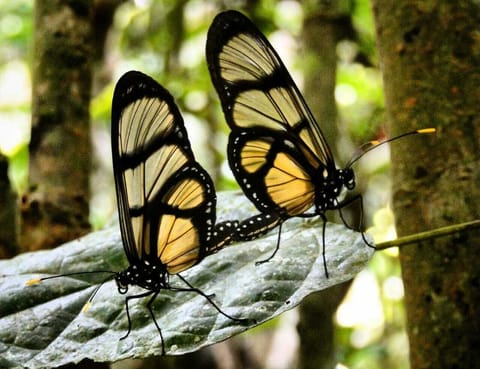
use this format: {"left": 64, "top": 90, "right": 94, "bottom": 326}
{"left": 344, "top": 169, "right": 355, "bottom": 190}
{"left": 114, "top": 274, "right": 128, "bottom": 294}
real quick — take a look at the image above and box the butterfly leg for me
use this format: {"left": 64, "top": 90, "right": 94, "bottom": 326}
{"left": 232, "top": 212, "right": 282, "bottom": 264}
{"left": 120, "top": 290, "right": 155, "bottom": 341}
{"left": 175, "top": 274, "right": 253, "bottom": 325}
{"left": 320, "top": 213, "right": 330, "bottom": 279}
{"left": 337, "top": 194, "right": 376, "bottom": 249}
{"left": 255, "top": 221, "right": 283, "bottom": 265}
{"left": 145, "top": 291, "right": 165, "bottom": 355}
{"left": 354, "top": 195, "right": 376, "bottom": 249}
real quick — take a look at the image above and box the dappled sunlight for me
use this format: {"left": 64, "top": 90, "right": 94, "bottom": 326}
{"left": 336, "top": 270, "right": 384, "bottom": 347}
{"left": 367, "top": 207, "right": 397, "bottom": 244}
{"left": 335, "top": 83, "right": 358, "bottom": 106}
{"left": 0, "top": 60, "right": 30, "bottom": 155}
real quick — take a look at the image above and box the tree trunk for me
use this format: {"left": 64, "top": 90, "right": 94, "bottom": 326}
{"left": 24, "top": 3, "right": 109, "bottom": 368}
{"left": 371, "top": 1, "right": 480, "bottom": 368}
{"left": 21, "top": 0, "right": 93, "bottom": 251}
{"left": 0, "top": 153, "right": 18, "bottom": 258}
{"left": 297, "top": 4, "right": 353, "bottom": 369}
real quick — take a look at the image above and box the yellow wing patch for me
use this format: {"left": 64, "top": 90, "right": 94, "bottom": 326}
{"left": 130, "top": 214, "right": 146, "bottom": 256}
{"left": 299, "top": 128, "right": 323, "bottom": 169}
{"left": 240, "top": 139, "right": 271, "bottom": 173}
{"left": 123, "top": 146, "right": 189, "bottom": 210}
{"left": 144, "top": 145, "right": 189, "bottom": 199}
{"left": 122, "top": 144, "right": 191, "bottom": 259}
{"left": 157, "top": 215, "right": 200, "bottom": 274}
{"left": 266, "top": 152, "right": 315, "bottom": 216}
{"left": 157, "top": 177, "right": 205, "bottom": 273}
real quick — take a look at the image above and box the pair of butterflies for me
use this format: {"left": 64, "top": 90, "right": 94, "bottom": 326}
{"left": 32, "top": 10, "right": 434, "bottom": 355}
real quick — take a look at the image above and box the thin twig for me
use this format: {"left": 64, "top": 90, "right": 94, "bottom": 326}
{"left": 375, "top": 219, "right": 480, "bottom": 250}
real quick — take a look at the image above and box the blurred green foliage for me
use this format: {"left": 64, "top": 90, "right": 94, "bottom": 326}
{"left": 0, "top": 0, "right": 409, "bottom": 368}
{"left": 0, "top": 0, "right": 32, "bottom": 62}
{"left": 0, "top": 0, "right": 32, "bottom": 190}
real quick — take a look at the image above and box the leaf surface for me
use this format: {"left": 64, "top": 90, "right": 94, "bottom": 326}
{"left": 0, "top": 192, "right": 374, "bottom": 368}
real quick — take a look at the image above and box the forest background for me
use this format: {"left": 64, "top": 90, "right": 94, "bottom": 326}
{"left": 0, "top": 1, "right": 478, "bottom": 368}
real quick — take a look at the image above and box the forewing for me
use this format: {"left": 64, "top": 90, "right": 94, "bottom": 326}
{"left": 206, "top": 10, "right": 335, "bottom": 168}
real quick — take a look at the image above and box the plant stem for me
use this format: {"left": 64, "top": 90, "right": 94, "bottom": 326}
{"left": 375, "top": 220, "right": 480, "bottom": 250}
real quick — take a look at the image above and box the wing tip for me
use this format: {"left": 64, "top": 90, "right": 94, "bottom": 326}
{"left": 207, "top": 9, "right": 252, "bottom": 49}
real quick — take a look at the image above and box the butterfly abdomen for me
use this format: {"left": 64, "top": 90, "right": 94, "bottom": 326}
{"left": 233, "top": 212, "right": 282, "bottom": 242}
{"left": 206, "top": 220, "right": 240, "bottom": 254}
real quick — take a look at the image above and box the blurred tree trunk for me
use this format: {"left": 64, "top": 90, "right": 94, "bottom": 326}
{"left": 23, "top": 1, "right": 114, "bottom": 368}
{"left": 91, "top": 0, "right": 127, "bottom": 91}
{"left": 297, "top": 3, "right": 354, "bottom": 369}
{"left": 372, "top": 1, "right": 480, "bottom": 368}
{"left": 0, "top": 153, "right": 18, "bottom": 258}
{"left": 21, "top": 0, "right": 93, "bottom": 251}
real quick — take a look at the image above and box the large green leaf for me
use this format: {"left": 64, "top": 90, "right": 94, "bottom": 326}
{"left": 0, "top": 191, "right": 374, "bottom": 368}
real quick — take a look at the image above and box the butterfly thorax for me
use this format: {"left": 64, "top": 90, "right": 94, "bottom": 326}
{"left": 315, "top": 167, "right": 355, "bottom": 213}
{"left": 115, "top": 261, "right": 170, "bottom": 294}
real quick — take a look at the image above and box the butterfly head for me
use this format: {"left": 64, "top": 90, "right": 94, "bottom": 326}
{"left": 115, "top": 270, "right": 130, "bottom": 294}
{"left": 115, "top": 262, "right": 170, "bottom": 294}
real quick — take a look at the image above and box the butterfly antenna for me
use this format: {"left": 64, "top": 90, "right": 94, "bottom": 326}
{"left": 26, "top": 270, "right": 116, "bottom": 286}
{"left": 346, "top": 128, "right": 436, "bottom": 168}
{"left": 26, "top": 270, "right": 117, "bottom": 313}
{"left": 82, "top": 273, "right": 117, "bottom": 313}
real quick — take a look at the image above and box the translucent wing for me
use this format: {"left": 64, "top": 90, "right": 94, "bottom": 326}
{"left": 206, "top": 10, "right": 335, "bottom": 170}
{"left": 111, "top": 71, "right": 232, "bottom": 274}
{"left": 207, "top": 10, "right": 338, "bottom": 217}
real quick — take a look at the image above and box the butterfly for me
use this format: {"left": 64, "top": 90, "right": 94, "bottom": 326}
{"left": 28, "top": 70, "right": 246, "bottom": 354}
{"left": 206, "top": 10, "right": 435, "bottom": 277}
